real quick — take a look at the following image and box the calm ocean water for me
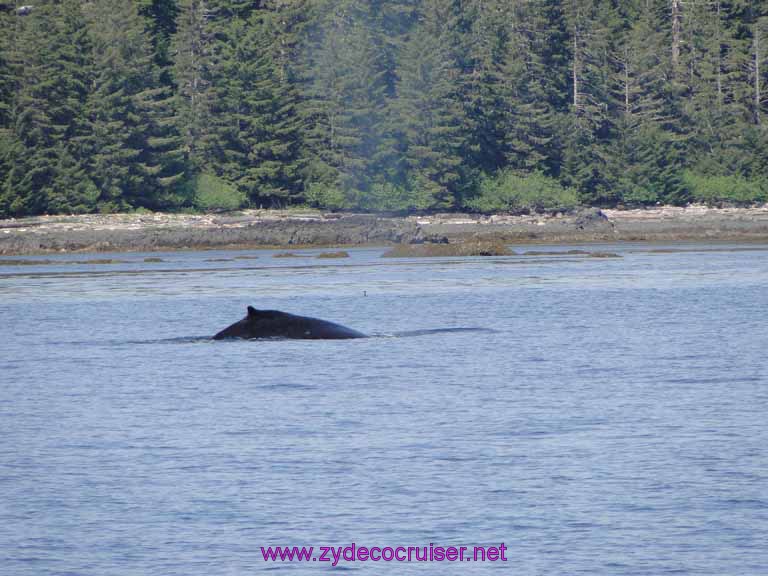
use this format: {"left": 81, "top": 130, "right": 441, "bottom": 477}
{"left": 1, "top": 243, "right": 767, "bottom": 575}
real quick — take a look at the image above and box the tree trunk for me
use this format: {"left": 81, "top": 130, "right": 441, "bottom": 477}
{"left": 716, "top": 1, "right": 722, "bottom": 108}
{"left": 573, "top": 32, "right": 579, "bottom": 111}
{"left": 671, "top": 0, "right": 681, "bottom": 73}
{"left": 755, "top": 22, "right": 762, "bottom": 125}
{"left": 622, "top": 47, "right": 630, "bottom": 116}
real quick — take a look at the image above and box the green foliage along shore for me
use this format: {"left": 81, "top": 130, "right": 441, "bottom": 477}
{"left": 0, "top": 0, "right": 767, "bottom": 217}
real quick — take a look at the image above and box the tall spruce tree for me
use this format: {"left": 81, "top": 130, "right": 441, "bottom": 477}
{"left": 3, "top": 1, "right": 95, "bottom": 216}
{"left": 172, "top": 0, "right": 216, "bottom": 173}
{"left": 136, "top": 0, "right": 180, "bottom": 72}
{"left": 460, "top": 0, "right": 511, "bottom": 177}
{"left": 358, "top": 0, "right": 420, "bottom": 204}
{"left": 561, "top": 0, "right": 623, "bottom": 204}
{"left": 498, "top": 0, "right": 569, "bottom": 178}
{"left": 609, "top": 0, "right": 688, "bottom": 204}
{"left": 86, "top": 0, "right": 184, "bottom": 210}
{"left": 0, "top": 9, "right": 15, "bottom": 216}
{"left": 300, "top": 0, "right": 391, "bottom": 205}
{"left": 0, "top": 8, "right": 12, "bottom": 130}
{"left": 723, "top": 2, "right": 768, "bottom": 176}
{"left": 393, "top": 0, "right": 471, "bottom": 208}
{"left": 209, "top": 9, "right": 303, "bottom": 204}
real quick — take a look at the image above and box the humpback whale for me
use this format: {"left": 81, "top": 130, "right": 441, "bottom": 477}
{"left": 213, "top": 307, "right": 367, "bottom": 340}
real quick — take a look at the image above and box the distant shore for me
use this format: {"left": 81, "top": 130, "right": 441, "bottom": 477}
{"left": 2, "top": 205, "right": 768, "bottom": 256}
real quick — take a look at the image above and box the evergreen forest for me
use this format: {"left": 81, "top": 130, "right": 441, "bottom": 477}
{"left": 0, "top": 0, "right": 767, "bottom": 217}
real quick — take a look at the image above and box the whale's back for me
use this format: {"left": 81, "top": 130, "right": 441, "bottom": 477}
{"left": 213, "top": 307, "right": 366, "bottom": 340}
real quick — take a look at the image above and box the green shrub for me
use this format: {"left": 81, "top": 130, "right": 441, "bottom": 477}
{"left": 97, "top": 201, "right": 124, "bottom": 214}
{"left": 47, "top": 180, "right": 99, "bottom": 215}
{"left": 304, "top": 181, "right": 350, "bottom": 210}
{"left": 465, "top": 171, "right": 580, "bottom": 213}
{"left": 682, "top": 171, "right": 767, "bottom": 205}
{"left": 617, "top": 178, "right": 660, "bottom": 205}
{"left": 358, "top": 181, "right": 433, "bottom": 212}
{"left": 190, "top": 173, "right": 246, "bottom": 211}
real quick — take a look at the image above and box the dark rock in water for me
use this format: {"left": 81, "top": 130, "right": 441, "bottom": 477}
{"left": 383, "top": 240, "right": 512, "bottom": 258}
{"left": 522, "top": 249, "right": 591, "bottom": 256}
{"left": 316, "top": 251, "right": 350, "bottom": 259}
{"left": 0, "top": 258, "right": 53, "bottom": 266}
{"left": 213, "top": 307, "right": 367, "bottom": 340}
{"left": 80, "top": 259, "right": 127, "bottom": 265}
{"left": 0, "top": 257, "right": 126, "bottom": 266}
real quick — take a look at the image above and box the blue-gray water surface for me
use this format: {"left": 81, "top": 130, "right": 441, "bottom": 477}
{"left": 1, "top": 243, "right": 767, "bottom": 575}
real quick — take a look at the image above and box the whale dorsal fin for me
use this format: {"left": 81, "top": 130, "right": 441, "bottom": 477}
{"left": 247, "top": 307, "right": 285, "bottom": 320}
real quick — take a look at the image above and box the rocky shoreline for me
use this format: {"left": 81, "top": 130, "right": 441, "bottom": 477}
{"left": 2, "top": 205, "right": 768, "bottom": 255}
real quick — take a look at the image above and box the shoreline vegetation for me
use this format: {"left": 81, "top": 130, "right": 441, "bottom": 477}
{"left": 1, "top": 205, "right": 768, "bottom": 256}
{"left": 2, "top": 2, "right": 768, "bottom": 221}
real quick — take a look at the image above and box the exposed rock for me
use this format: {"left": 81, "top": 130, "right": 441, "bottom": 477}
{"left": 316, "top": 251, "right": 350, "bottom": 259}
{"left": 2, "top": 205, "right": 768, "bottom": 255}
{"left": 574, "top": 208, "right": 612, "bottom": 231}
{"left": 588, "top": 252, "right": 622, "bottom": 258}
{"left": 382, "top": 241, "right": 512, "bottom": 258}
{"left": 0, "top": 258, "right": 54, "bottom": 266}
{"left": 273, "top": 252, "right": 302, "bottom": 258}
{"left": 523, "top": 249, "right": 590, "bottom": 256}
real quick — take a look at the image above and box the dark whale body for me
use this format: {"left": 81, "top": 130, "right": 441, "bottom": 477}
{"left": 213, "top": 306, "right": 367, "bottom": 340}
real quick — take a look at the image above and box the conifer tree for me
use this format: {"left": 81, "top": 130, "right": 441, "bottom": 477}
{"left": 136, "top": 0, "right": 180, "bottom": 72}
{"left": 172, "top": 0, "right": 215, "bottom": 171}
{"left": 358, "top": 0, "right": 419, "bottom": 202}
{"left": 609, "top": 0, "right": 688, "bottom": 204}
{"left": 676, "top": 1, "right": 740, "bottom": 175}
{"left": 300, "top": 0, "right": 391, "bottom": 204}
{"left": 209, "top": 9, "right": 303, "bottom": 204}
{"left": 3, "top": 1, "right": 95, "bottom": 216}
{"left": 393, "top": 0, "right": 471, "bottom": 208}
{"left": 460, "top": 0, "right": 511, "bottom": 176}
{"left": 265, "top": 0, "right": 314, "bottom": 82}
{"left": 0, "top": 9, "right": 15, "bottom": 216}
{"left": 0, "top": 9, "right": 13, "bottom": 131}
{"left": 499, "top": 0, "right": 569, "bottom": 177}
{"left": 86, "top": 0, "right": 184, "bottom": 210}
{"left": 561, "top": 0, "right": 623, "bottom": 204}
